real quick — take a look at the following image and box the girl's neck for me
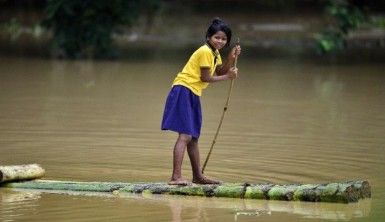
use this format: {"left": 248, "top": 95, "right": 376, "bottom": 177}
{"left": 205, "top": 41, "right": 217, "bottom": 53}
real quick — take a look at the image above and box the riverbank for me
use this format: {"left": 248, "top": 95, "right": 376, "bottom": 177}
{"left": 1, "top": 7, "right": 384, "bottom": 62}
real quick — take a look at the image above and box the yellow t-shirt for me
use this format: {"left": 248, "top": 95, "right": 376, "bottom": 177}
{"left": 172, "top": 44, "right": 222, "bottom": 96}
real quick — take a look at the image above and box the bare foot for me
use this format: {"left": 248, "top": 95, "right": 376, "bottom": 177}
{"left": 168, "top": 179, "right": 191, "bottom": 186}
{"left": 192, "top": 176, "right": 222, "bottom": 185}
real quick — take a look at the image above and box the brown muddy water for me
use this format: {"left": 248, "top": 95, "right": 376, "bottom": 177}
{"left": 0, "top": 55, "right": 384, "bottom": 221}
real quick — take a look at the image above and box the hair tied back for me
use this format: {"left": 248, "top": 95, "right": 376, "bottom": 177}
{"left": 205, "top": 18, "right": 232, "bottom": 47}
{"left": 211, "top": 18, "right": 223, "bottom": 25}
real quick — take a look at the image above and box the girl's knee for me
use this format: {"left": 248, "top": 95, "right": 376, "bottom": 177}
{"left": 178, "top": 134, "right": 193, "bottom": 143}
{"left": 190, "top": 137, "right": 198, "bottom": 144}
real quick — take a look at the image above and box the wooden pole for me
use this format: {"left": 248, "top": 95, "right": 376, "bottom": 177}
{"left": 202, "top": 38, "right": 240, "bottom": 174}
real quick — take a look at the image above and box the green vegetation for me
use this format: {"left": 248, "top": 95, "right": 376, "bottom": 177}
{"left": 1, "top": 18, "right": 22, "bottom": 41}
{"left": 371, "top": 16, "right": 385, "bottom": 28}
{"left": 316, "top": 0, "right": 366, "bottom": 54}
{"left": 41, "top": 0, "right": 160, "bottom": 59}
{"left": 0, "top": 0, "right": 383, "bottom": 58}
{"left": 0, "top": 18, "right": 44, "bottom": 41}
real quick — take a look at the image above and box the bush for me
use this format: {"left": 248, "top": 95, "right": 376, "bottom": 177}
{"left": 316, "top": 0, "right": 366, "bottom": 54}
{"left": 42, "top": 0, "right": 142, "bottom": 59}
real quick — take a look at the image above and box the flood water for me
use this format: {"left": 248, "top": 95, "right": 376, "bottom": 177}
{"left": 0, "top": 55, "right": 384, "bottom": 221}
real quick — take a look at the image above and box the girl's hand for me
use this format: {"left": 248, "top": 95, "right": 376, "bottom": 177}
{"left": 227, "top": 67, "right": 238, "bottom": 80}
{"left": 228, "top": 45, "right": 241, "bottom": 60}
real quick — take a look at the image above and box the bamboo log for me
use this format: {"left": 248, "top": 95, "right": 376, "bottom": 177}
{"left": 0, "top": 164, "right": 45, "bottom": 183}
{"left": 1, "top": 180, "right": 370, "bottom": 203}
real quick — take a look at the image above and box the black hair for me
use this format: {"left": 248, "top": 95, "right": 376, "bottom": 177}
{"left": 205, "top": 18, "right": 232, "bottom": 47}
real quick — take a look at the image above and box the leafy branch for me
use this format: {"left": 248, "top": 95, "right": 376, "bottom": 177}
{"left": 316, "top": 0, "right": 367, "bottom": 54}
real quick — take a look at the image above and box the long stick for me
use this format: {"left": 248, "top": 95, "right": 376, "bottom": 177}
{"left": 202, "top": 38, "right": 240, "bottom": 174}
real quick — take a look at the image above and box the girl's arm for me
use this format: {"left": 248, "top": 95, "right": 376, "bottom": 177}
{"left": 200, "top": 66, "right": 237, "bottom": 83}
{"left": 215, "top": 45, "right": 241, "bottom": 76}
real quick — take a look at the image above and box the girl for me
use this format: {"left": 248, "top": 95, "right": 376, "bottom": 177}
{"left": 161, "top": 18, "right": 241, "bottom": 185}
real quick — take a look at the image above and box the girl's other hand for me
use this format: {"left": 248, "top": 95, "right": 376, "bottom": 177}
{"left": 227, "top": 67, "right": 238, "bottom": 80}
{"left": 234, "top": 45, "right": 241, "bottom": 56}
{"left": 229, "top": 45, "right": 241, "bottom": 60}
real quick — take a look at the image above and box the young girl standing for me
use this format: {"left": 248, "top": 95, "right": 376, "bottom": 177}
{"left": 161, "top": 18, "right": 241, "bottom": 185}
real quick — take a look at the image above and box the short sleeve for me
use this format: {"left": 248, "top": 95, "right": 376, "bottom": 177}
{"left": 197, "top": 48, "right": 212, "bottom": 68}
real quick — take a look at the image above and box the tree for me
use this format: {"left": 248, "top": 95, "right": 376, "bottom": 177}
{"left": 42, "top": 0, "right": 143, "bottom": 59}
{"left": 316, "top": 0, "right": 366, "bottom": 54}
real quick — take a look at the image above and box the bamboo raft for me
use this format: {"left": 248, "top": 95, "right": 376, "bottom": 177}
{"left": 0, "top": 164, "right": 371, "bottom": 204}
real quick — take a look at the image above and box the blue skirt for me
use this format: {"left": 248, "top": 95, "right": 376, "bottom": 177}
{"left": 161, "top": 85, "right": 202, "bottom": 138}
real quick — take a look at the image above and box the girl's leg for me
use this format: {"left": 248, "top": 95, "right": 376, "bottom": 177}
{"left": 169, "top": 133, "right": 192, "bottom": 185}
{"left": 187, "top": 138, "right": 221, "bottom": 184}
{"left": 186, "top": 138, "right": 201, "bottom": 178}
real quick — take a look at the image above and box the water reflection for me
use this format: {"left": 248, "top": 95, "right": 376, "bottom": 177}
{"left": 0, "top": 188, "right": 372, "bottom": 221}
{"left": 119, "top": 192, "right": 371, "bottom": 221}
{"left": 0, "top": 188, "right": 371, "bottom": 221}
{"left": 0, "top": 189, "right": 41, "bottom": 222}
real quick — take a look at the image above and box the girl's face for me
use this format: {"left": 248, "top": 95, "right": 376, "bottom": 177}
{"left": 207, "top": 31, "right": 227, "bottom": 50}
